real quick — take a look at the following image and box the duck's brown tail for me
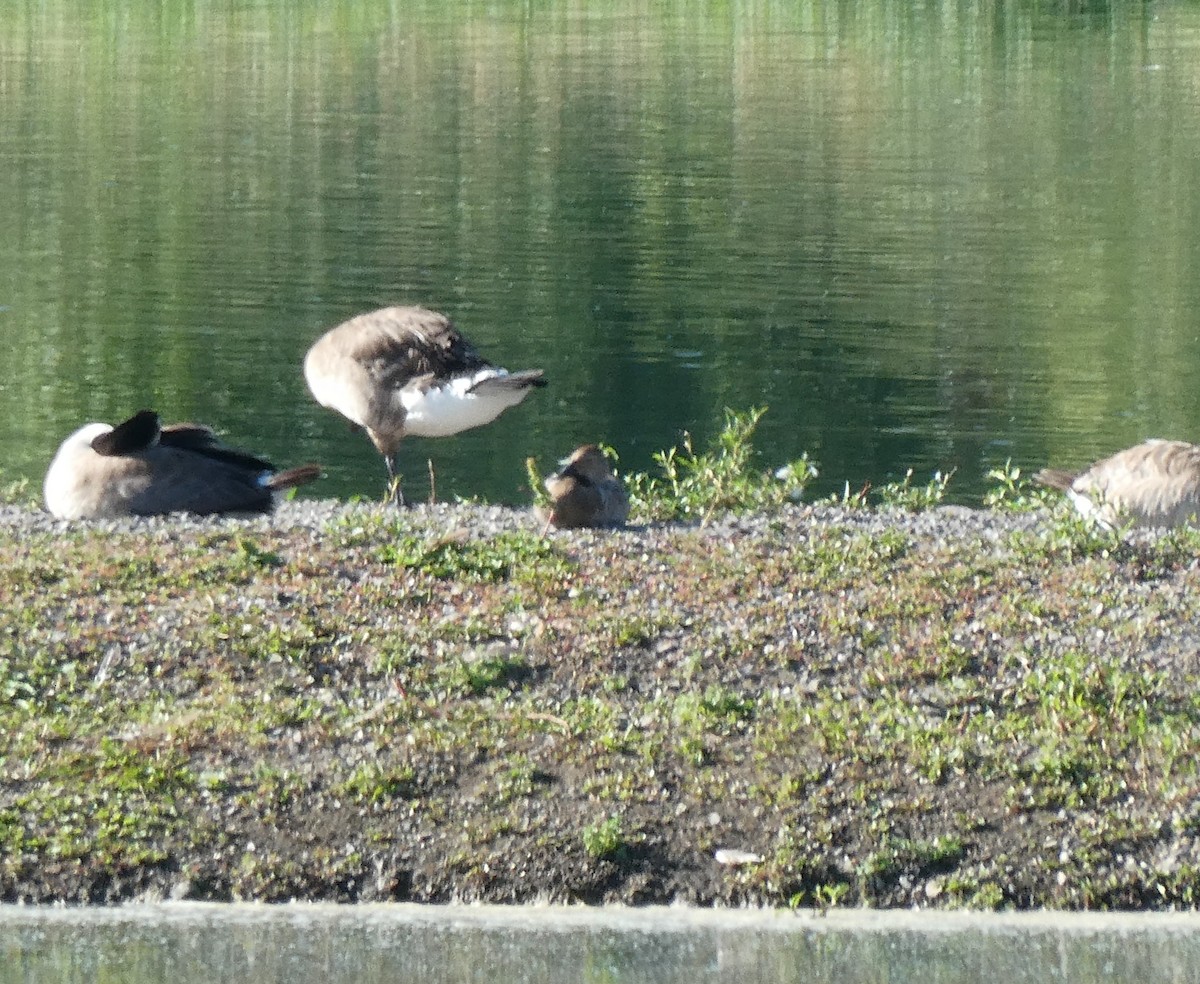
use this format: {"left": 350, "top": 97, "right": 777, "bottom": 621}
{"left": 266, "top": 463, "right": 323, "bottom": 491}
{"left": 1032, "top": 468, "right": 1076, "bottom": 493}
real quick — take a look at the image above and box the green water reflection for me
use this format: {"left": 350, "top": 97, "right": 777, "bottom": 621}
{"left": 3, "top": 906, "right": 1200, "bottom": 984}
{"left": 3, "top": 1, "right": 1200, "bottom": 503}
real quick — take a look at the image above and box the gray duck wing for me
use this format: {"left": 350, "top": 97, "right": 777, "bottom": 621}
{"left": 353, "top": 307, "right": 494, "bottom": 383}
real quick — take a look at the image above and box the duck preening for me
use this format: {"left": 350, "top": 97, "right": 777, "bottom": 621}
{"left": 44, "top": 410, "right": 321, "bottom": 520}
{"left": 1035, "top": 438, "right": 1200, "bottom": 529}
{"left": 542, "top": 444, "right": 629, "bottom": 530}
{"left": 304, "top": 305, "right": 547, "bottom": 504}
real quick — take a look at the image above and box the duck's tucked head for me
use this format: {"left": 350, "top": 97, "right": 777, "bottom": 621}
{"left": 90, "top": 409, "right": 161, "bottom": 456}
{"left": 541, "top": 443, "right": 628, "bottom": 530}
{"left": 557, "top": 444, "right": 615, "bottom": 484}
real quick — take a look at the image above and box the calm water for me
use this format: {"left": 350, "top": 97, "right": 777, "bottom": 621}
{"left": 4, "top": 1, "right": 1200, "bottom": 504}
{"left": 4, "top": 904, "right": 1200, "bottom": 984}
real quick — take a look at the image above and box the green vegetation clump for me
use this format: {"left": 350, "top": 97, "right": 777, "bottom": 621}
{"left": 581, "top": 816, "right": 628, "bottom": 860}
{"left": 380, "top": 530, "right": 569, "bottom": 583}
{"left": 983, "top": 460, "right": 1056, "bottom": 512}
{"left": 0, "top": 472, "right": 35, "bottom": 508}
{"left": 625, "top": 406, "right": 818, "bottom": 523}
{"left": 877, "top": 468, "right": 955, "bottom": 511}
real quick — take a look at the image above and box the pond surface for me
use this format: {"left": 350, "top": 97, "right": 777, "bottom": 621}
{"left": 4, "top": 1, "right": 1200, "bottom": 504}
{"left": 4, "top": 904, "right": 1200, "bottom": 984}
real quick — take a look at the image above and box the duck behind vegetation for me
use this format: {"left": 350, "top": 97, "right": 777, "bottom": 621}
{"left": 543, "top": 444, "right": 629, "bottom": 529}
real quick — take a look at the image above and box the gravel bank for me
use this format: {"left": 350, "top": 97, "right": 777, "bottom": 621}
{"left": 2, "top": 498, "right": 1200, "bottom": 909}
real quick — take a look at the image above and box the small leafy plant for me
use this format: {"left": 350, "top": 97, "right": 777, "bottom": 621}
{"left": 984, "top": 460, "right": 1053, "bottom": 511}
{"left": 0, "top": 472, "right": 34, "bottom": 507}
{"left": 582, "top": 815, "right": 628, "bottom": 860}
{"left": 524, "top": 456, "right": 552, "bottom": 510}
{"left": 626, "top": 406, "right": 818, "bottom": 523}
{"left": 877, "top": 468, "right": 954, "bottom": 510}
{"left": 339, "top": 762, "right": 417, "bottom": 804}
{"left": 828, "top": 480, "right": 871, "bottom": 509}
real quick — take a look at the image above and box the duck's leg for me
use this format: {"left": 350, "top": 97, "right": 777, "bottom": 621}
{"left": 384, "top": 454, "right": 406, "bottom": 507}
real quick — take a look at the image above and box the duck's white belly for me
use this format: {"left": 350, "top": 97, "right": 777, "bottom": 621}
{"left": 401, "top": 370, "right": 527, "bottom": 438}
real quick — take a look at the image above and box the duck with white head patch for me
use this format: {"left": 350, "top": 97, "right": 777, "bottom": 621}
{"left": 44, "top": 410, "right": 321, "bottom": 520}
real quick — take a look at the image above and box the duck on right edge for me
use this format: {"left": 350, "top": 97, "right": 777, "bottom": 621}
{"left": 542, "top": 444, "right": 629, "bottom": 530}
{"left": 1035, "top": 438, "right": 1200, "bottom": 530}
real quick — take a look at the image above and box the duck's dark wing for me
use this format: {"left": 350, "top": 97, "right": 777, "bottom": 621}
{"left": 597, "top": 478, "right": 630, "bottom": 526}
{"left": 125, "top": 447, "right": 275, "bottom": 516}
{"left": 159, "top": 423, "right": 276, "bottom": 473}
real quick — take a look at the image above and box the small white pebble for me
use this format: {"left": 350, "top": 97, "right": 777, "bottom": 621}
{"left": 715, "top": 849, "right": 763, "bottom": 866}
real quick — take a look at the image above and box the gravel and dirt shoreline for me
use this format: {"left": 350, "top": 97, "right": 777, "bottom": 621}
{"left": 2, "top": 498, "right": 1200, "bottom": 909}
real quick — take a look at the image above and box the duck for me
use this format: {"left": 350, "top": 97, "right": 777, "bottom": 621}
{"left": 542, "top": 444, "right": 629, "bottom": 529}
{"left": 303, "top": 305, "right": 546, "bottom": 503}
{"left": 1035, "top": 438, "right": 1200, "bottom": 529}
{"left": 44, "top": 409, "right": 322, "bottom": 520}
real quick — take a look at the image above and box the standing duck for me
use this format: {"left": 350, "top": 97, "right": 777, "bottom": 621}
{"left": 304, "top": 305, "right": 546, "bottom": 503}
